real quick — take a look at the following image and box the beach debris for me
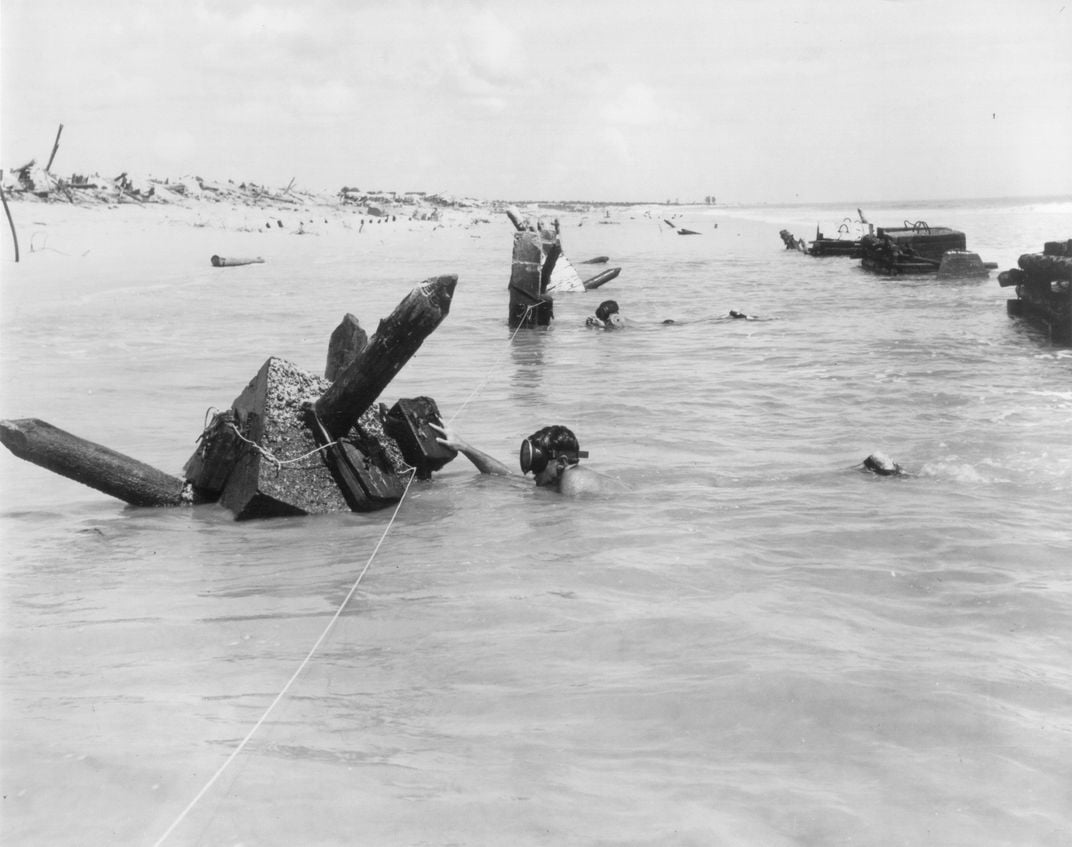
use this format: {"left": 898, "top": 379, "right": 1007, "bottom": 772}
{"left": 999, "top": 239, "right": 1072, "bottom": 344}
{"left": 579, "top": 267, "right": 621, "bottom": 290}
{"left": 779, "top": 229, "right": 806, "bottom": 251}
{"left": 1, "top": 276, "right": 460, "bottom": 520}
{"left": 506, "top": 208, "right": 622, "bottom": 305}
{"left": 45, "top": 124, "right": 64, "bottom": 173}
{"left": 548, "top": 252, "right": 585, "bottom": 292}
{"left": 805, "top": 212, "right": 871, "bottom": 257}
{"left": 210, "top": 255, "right": 265, "bottom": 267}
{"left": 858, "top": 221, "right": 985, "bottom": 275}
{"left": 936, "top": 251, "right": 995, "bottom": 278}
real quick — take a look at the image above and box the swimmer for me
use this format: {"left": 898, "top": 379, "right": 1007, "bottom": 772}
{"left": 586, "top": 299, "right": 626, "bottom": 329}
{"left": 430, "top": 423, "right": 623, "bottom": 495}
{"left": 861, "top": 452, "right": 906, "bottom": 476}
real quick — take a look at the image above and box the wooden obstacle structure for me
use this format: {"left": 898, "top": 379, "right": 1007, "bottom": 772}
{"left": 1, "top": 276, "right": 460, "bottom": 519}
{"left": 999, "top": 239, "right": 1072, "bottom": 344}
{"left": 505, "top": 209, "right": 622, "bottom": 323}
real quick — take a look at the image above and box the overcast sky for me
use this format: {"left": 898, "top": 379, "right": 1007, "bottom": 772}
{"left": 3, "top": 0, "right": 1070, "bottom": 203}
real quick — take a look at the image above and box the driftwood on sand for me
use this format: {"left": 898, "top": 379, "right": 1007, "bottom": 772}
{"left": 211, "top": 255, "right": 265, "bottom": 267}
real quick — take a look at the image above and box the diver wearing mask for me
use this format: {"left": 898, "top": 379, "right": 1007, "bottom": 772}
{"left": 429, "top": 423, "right": 621, "bottom": 495}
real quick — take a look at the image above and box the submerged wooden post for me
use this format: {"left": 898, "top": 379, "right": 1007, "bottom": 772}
{"left": 508, "top": 225, "right": 558, "bottom": 328}
{"left": 315, "top": 274, "right": 457, "bottom": 440}
{"left": 324, "top": 313, "right": 368, "bottom": 380}
{"left": 0, "top": 418, "right": 187, "bottom": 506}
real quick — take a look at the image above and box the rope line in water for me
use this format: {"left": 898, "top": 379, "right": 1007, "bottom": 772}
{"left": 152, "top": 466, "right": 417, "bottom": 847}
{"left": 157, "top": 303, "right": 536, "bottom": 843}
{"left": 448, "top": 303, "right": 535, "bottom": 424}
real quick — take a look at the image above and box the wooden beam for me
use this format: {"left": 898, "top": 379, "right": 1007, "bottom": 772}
{"left": 0, "top": 418, "right": 187, "bottom": 506}
{"left": 314, "top": 275, "right": 457, "bottom": 439}
{"left": 45, "top": 124, "right": 64, "bottom": 173}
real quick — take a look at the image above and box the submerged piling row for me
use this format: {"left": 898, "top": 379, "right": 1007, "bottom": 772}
{"left": 999, "top": 239, "right": 1072, "bottom": 344}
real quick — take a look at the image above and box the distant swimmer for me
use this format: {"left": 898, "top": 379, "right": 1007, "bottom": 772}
{"left": 658, "top": 310, "right": 771, "bottom": 325}
{"left": 860, "top": 452, "right": 906, "bottom": 476}
{"left": 430, "top": 423, "right": 626, "bottom": 496}
{"left": 586, "top": 299, "right": 626, "bottom": 329}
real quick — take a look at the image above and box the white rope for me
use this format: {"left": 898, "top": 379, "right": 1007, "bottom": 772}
{"left": 152, "top": 467, "right": 417, "bottom": 847}
{"left": 227, "top": 422, "right": 336, "bottom": 468}
{"left": 157, "top": 298, "right": 534, "bottom": 842}
{"left": 448, "top": 304, "right": 535, "bottom": 424}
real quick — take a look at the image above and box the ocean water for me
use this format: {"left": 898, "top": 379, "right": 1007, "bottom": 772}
{"left": 1, "top": 196, "right": 1070, "bottom": 846}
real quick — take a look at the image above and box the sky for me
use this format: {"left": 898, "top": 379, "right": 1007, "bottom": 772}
{"left": 2, "top": 0, "right": 1071, "bottom": 204}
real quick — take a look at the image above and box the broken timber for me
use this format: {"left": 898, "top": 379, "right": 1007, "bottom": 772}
{"left": 508, "top": 220, "right": 558, "bottom": 327}
{"left": 211, "top": 255, "right": 265, "bottom": 267}
{"left": 582, "top": 267, "right": 621, "bottom": 290}
{"left": 0, "top": 418, "right": 188, "bottom": 506}
{"left": 1, "top": 275, "right": 459, "bottom": 520}
{"left": 316, "top": 275, "right": 456, "bottom": 438}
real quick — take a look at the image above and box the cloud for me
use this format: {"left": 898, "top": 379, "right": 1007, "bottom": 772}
{"left": 435, "top": 7, "right": 530, "bottom": 110}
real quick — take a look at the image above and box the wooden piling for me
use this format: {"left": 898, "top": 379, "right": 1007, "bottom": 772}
{"left": 0, "top": 418, "right": 187, "bottom": 507}
{"left": 315, "top": 274, "right": 457, "bottom": 440}
{"left": 324, "top": 313, "right": 368, "bottom": 380}
{"left": 508, "top": 228, "right": 556, "bottom": 328}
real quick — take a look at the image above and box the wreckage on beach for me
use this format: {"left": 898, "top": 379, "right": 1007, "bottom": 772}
{"left": 859, "top": 221, "right": 995, "bottom": 277}
{"left": 0, "top": 277, "right": 461, "bottom": 520}
{"left": 781, "top": 212, "right": 995, "bottom": 278}
{"left": 1000, "top": 239, "right": 1072, "bottom": 344}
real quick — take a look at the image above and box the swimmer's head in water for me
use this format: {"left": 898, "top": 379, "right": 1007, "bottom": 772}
{"left": 863, "top": 452, "right": 903, "bottom": 476}
{"left": 595, "top": 300, "right": 620, "bottom": 322}
{"left": 520, "top": 425, "right": 588, "bottom": 474}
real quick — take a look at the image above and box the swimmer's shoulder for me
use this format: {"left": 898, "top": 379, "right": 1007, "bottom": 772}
{"left": 559, "top": 465, "right": 629, "bottom": 496}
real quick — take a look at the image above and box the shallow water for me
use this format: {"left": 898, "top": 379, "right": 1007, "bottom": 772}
{"left": 2, "top": 197, "right": 1071, "bottom": 845}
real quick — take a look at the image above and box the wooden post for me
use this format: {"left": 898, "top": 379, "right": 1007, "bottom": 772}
{"left": 314, "top": 275, "right": 457, "bottom": 439}
{"left": 0, "top": 418, "right": 187, "bottom": 506}
{"left": 582, "top": 267, "right": 621, "bottom": 290}
{"left": 0, "top": 183, "right": 18, "bottom": 263}
{"left": 508, "top": 228, "right": 555, "bottom": 328}
{"left": 324, "top": 313, "right": 368, "bottom": 380}
{"left": 45, "top": 124, "right": 64, "bottom": 173}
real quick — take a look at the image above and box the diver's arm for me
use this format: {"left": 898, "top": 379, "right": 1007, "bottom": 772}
{"left": 429, "top": 423, "right": 512, "bottom": 476}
